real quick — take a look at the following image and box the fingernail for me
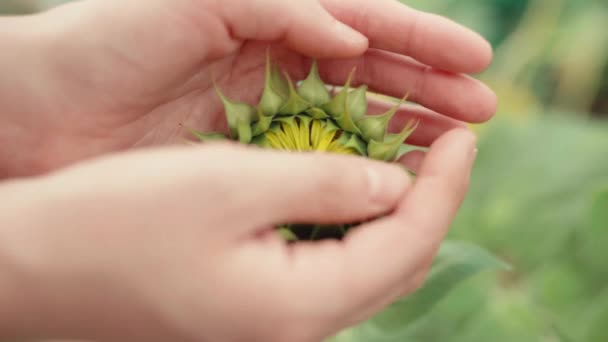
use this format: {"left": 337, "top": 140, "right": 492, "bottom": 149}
{"left": 366, "top": 164, "right": 410, "bottom": 209}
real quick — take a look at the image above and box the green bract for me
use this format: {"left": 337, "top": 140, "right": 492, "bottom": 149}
{"left": 189, "top": 54, "right": 418, "bottom": 240}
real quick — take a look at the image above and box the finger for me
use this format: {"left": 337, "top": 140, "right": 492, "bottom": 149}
{"left": 321, "top": 0, "right": 493, "bottom": 73}
{"left": 366, "top": 96, "right": 467, "bottom": 146}
{"left": 296, "top": 128, "right": 477, "bottom": 314}
{"left": 191, "top": 143, "right": 411, "bottom": 232}
{"left": 398, "top": 150, "right": 426, "bottom": 174}
{"left": 218, "top": 0, "right": 368, "bottom": 58}
{"left": 395, "top": 127, "right": 477, "bottom": 232}
{"left": 248, "top": 47, "right": 496, "bottom": 123}
{"left": 397, "top": 257, "right": 434, "bottom": 298}
{"left": 313, "top": 50, "right": 497, "bottom": 123}
{"left": 353, "top": 128, "right": 476, "bottom": 277}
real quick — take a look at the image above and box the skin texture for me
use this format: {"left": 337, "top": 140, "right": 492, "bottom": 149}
{"left": 0, "top": 0, "right": 494, "bottom": 341}
{"left": 0, "top": 0, "right": 495, "bottom": 177}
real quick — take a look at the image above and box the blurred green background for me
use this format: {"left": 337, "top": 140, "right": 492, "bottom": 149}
{"left": 2, "top": 0, "right": 607, "bottom": 341}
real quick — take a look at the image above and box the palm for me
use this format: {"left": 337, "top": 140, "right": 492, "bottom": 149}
{"left": 133, "top": 43, "right": 306, "bottom": 148}
{"left": 31, "top": 0, "right": 496, "bottom": 174}
{"left": 43, "top": 42, "right": 304, "bottom": 170}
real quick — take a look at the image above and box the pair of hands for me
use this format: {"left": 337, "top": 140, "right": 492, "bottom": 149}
{"left": 0, "top": 0, "right": 495, "bottom": 341}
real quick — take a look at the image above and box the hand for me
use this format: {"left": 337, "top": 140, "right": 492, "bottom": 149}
{"left": 2, "top": 0, "right": 495, "bottom": 177}
{"left": 0, "top": 128, "right": 476, "bottom": 342}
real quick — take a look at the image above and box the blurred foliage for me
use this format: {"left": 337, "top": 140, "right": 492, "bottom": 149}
{"left": 403, "top": 0, "right": 608, "bottom": 118}
{"left": 425, "top": 114, "right": 608, "bottom": 342}
{"left": 2, "top": 0, "right": 608, "bottom": 341}
{"left": 0, "top": 0, "right": 37, "bottom": 14}
{"left": 331, "top": 112, "right": 608, "bottom": 341}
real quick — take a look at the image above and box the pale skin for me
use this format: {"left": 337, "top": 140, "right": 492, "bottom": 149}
{"left": 0, "top": 0, "right": 495, "bottom": 341}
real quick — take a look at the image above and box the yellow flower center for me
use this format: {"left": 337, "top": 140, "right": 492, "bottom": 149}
{"left": 264, "top": 118, "right": 356, "bottom": 155}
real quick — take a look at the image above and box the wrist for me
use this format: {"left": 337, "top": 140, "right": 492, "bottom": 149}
{"left": 0, "top": 174, "right": 183, "bottom": 341}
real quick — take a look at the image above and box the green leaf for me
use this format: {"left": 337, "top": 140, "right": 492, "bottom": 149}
{"left": 590, "top": 188, "right": 608, "bottom": 231}
{"left": 328, "top": 241, "right": 507, "bottom": 342}
{"left": 369, "top": 241, "right": 509, "bottom": 333}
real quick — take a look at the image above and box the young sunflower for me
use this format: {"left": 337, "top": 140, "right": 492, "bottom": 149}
{"left": 187, "top": 55, "right": 418, "bottom": 241}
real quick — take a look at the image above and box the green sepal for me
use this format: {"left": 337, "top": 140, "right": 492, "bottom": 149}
{"left": 368, "top": 119, "right": 418, "bottom": 161}
{"left": 321, "top": 69, "right": 361, "bottom": 134}
{"left": 270, "top": 63, "right": 289, "bottom": 99}
{"left": 321, "top": 68, "right": 354, "bottom": 118}
{"left": 267, "top": 122, "right": 282, "bottom": 134}
{"left": 396, "top": 144, "right": 423, "bottom": 160}
{"left": 307, "top": 107, "right": 329, "bottom": 119}
{"left": 295, "top": 115, "right": 313, "bottom": 149}
{"left": 214, "top": 84, "right": 256, "bottom": 140}
{"left": 181, "top": 124, "right": 227, "bottom": 142}
{"left": 323, "top": 120, "right": 341, "bottom": 134}
{"left": 259, "top": 53, "right": 287, "bottom": 116}
{"left": 236, "top": 118, "right": 253, "bottom": 144}
{"left": 297, "top": 61, "right": 331, "bottom": 106}
{"left": 273, "top": 115, "right": 296, "bottom": 126}
{"left": 398, "top": 162, "right": 418, "bottom": 178}
{"left": 335, "top": 132, "right": 367, "bottom": 156}
{"left": 277, "top": 226, "right": 298, "bottom": 242}
{"left": 252, "top": 107, "right": 273, "bottom": 135}
{"left": 295, "top": 114, "right": 313, "bottom": 127}
{"left": 334, "top": 111, "right": 362, "bottom": 135}
{"left": 278, "top": 73, "right": 311, "bottom": 115}
{"left": 251, "top": 134, "right": 270, "bottom": 148}
{"left": 347, "top": 85, "right": 368, "bottom": 121}
{"left": 356, "top": 95, "right": 406, "bottom": 142}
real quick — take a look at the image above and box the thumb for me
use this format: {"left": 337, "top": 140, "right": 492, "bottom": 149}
{"left": 194, "top": 143, "right": 410, "bottom": 232}
{"left": 218, "top": 0, "right": 369, "bottom": 58}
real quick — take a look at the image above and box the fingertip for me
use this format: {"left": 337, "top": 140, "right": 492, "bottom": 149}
{"left": 442, "top": 127, "right": 477, "bottom": 149}
{"left": 458, "top": 76, "right": 498, "bottom": 123}
{"left": 331, "top": 20, "right": 369, "bottom": 55}
{"left": 366, "top": 162, "right": 411, "bottom": 210}
{"left": 397, "top": 150, "right": 426, "bottom": 174}
{"left": 478, "top": 38, "right": 494, "bottom": 72}
{"left": 413, "top": 126, "right": 476, "bottom": 183}
{"left": 473, "top": 82, "right": 498, "bottom": 123}
{"left": 446, "top": 20, "right": 495, "bottom": 74}
{"left": 288, "top": 7, "right": 368, "bottom": 59}
{"left": 461, "top": 32, "right": 494, "bottom": 74}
